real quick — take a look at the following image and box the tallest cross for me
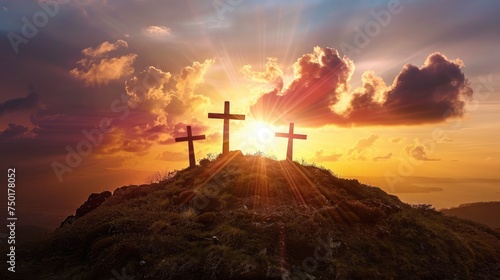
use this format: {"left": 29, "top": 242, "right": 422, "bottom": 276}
{"left": 208, "top": 101, "right": 245, "bottom": 154}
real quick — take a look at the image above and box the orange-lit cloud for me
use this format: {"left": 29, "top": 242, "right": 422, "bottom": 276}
{"left": 125, "top": 66, "right": 172, "bottom": 111}
{"left": 101, "top": 131, "right": 154, "bottom": 156}
{"left": 436, "top": 137, "right": 453, "bottom": 143}
{"left": 389, "top": 137, "right": 404, "bottom": 144}
{"left": 125, "top": 59, "right": 214, "bottom": 126}
{"left": 405, "top": 144, "right": 440, "bottom": 161}
{"left": 81, "top": 39, "right": 128, "bottom": 57}
{"left": 95, "top": 59, "right": 215, "bottom": 156}
{"left": 314, "top": 150, "right": 342, "bottom": 162}
{"left": 70, "top": 40, "right": 137, "bottom": 86}
{"left": 373, "top": 153, "right": 392, "bottom": 161}
{"left": 249, "top": 48, "right": 473, "bottom": 127}
{"left": 241, "top": 57, "right": 283, "bottom": 85}
{"left": 250, "top": 47, "right": 353, "bottom": 125}
{"left": 348, "top": 134, "right": 379, "bottom": 161}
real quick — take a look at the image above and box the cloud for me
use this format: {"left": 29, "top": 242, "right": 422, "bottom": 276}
{"left": 436, "top": 137, "right": 453, "bottom": 143}
{"left": 373, "top": 152, "right": 392, "bottom": 161}
{"left": 84, "top": 59, "right": 215, "bottom": 156}
{"left": 0, "top": 91, "right": 39, "bottom": 116}
{"left": 405, "top": 145, "right": 440, "bottom": 161}
{"left": 126, "top": 60, "right": 214, "bottom": 125}
{"left": 145, "top": 25, "right": 172, "bottom": 36}
{"left": 168, "top": 120, "right": 209, "bottom": 141}
{"left": 249, "top": 46, "right": 354, "bottom": 125}
{"left": 0, "top": 123, "right": 29, "bottom": 140}
{"left": 81, "top": 39, "right": 128, "bottom": 58}
{"left": 70, "top": 40, "right": 137, "bottom": 86}
{"left": 345, "top": 52, "right": 473, "bottom": 126}
{"left": 174, "top": 59, "right": 215, "bottom": 95}
{"left": 348, "top": 134, "right": 379, "bottom": 160}
{"left": 249, "top": 48, "right": 473, "bottom": 127}
{"left": 389, "top": 137, "right": 404, "bottom": 144}
{"left": 241, "top": 57, "right": 284, "bottom": 84}
{"left": 125, "top": 66, "right": 172, "bottom": 112}
{"left": 314, "top": 150, "right": 342, "bottom": 162}
{"left": 0, "top": 111, "right": 120, "bottom": 163}
{"left": 100, "top": 132, "right": 154, "bottom": 156}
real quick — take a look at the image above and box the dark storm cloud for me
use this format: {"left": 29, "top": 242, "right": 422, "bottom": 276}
{"left": 0, "top": 111, "right": 108, "bottom": 165}
{"left": 0, "top": 123, "right": 28, "bottom": 140}
{"left": 249, "top": 48, "right": 473, "bottom": 127}
{"left": 346, "top": 52, "right": 473, "bottom": 126}
{"left": 0, "top": 91, "right": 39, "bottom": 116}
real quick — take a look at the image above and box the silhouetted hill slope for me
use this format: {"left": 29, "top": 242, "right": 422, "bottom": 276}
{"left": 9, "top": 152, "right": 500, "bottom": 279}
{"left": 441, "top": 201, "right": 500, "bottom": 229}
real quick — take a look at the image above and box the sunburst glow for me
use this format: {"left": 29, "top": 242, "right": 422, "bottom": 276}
{"left": 233, "top": 121, "right": 277, "bottom": 155}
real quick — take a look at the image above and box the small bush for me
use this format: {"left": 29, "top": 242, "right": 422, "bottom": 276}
{"left": 146, "top": 169, "right": 177, "bottom": 184}
{"left": 199, "top": 158, "right": 211, "bottom": 167}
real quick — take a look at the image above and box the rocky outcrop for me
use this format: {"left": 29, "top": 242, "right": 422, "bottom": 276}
{"left": 76, "top": 191, "right": 112, "bottom": 217}
{"left": 60, "top": 191, "right": 111, "bottom": 228}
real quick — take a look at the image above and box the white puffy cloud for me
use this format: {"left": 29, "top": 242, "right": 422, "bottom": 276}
{"left": 70, "top": 40, "right": 137, "bottom": 86}
{"left": 125, "top": 59, "right": 215, "bottom": 126}
{"left": 145, "top": 25, "right": 172, "bottom": 36}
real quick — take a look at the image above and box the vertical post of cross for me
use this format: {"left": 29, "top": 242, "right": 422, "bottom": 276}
{"left": 223, "top": 101, "right": 230, "bottom": 154}
{"left": 287, "top": 123, "right": 295, "bottom": 160}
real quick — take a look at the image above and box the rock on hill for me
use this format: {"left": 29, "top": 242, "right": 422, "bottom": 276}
{"left": 441, "top": 201, "right": 500, "bottom": 229}
{"left": 10, "top": 152, "right": 500, "bottom": 279}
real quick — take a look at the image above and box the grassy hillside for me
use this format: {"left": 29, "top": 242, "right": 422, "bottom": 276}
{"left": 441, "top": 201, "right": 500, "bottom": 229}
{"left": 7, "top": 152, "right": 500, "bottom": 279}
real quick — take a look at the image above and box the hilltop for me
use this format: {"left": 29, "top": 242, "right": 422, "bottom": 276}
{"left": 441, "top": 201, "right": 500, "bottom": 229}
{"left": 8, "top": 152, "right": 500, "bottom": 279}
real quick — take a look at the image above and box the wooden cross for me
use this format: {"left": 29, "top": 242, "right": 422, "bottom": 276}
{"left": 175, "top": 126, "right": 206, "bottom": 168}
{"left": 208, "top": 101, "right": 245, "bottom": 154}
{"left": 275, "top": 123, "right": 307, "bottom": 161}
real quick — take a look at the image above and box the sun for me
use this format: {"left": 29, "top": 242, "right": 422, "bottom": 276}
{"left": 251, "top": 121, "right": 275, "bottom": 145}
{"left": 234, "top": 121, "right": 277, "bottom": 155}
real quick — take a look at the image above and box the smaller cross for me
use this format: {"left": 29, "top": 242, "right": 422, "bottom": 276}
{"left": 175, "top": 126, "right": 206, "bottom": 168}
{"left": 275, "top": 123, "right": 307, "bottom": 161}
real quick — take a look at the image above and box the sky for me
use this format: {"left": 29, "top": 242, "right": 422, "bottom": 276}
{"left": 0, "top": 0, "right": 499, "bottom": 229}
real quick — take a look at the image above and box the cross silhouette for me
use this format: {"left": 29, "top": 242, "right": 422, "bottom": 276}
{"left": 208, "top": 101, "right": 245, "bottom": 154}
{"left": 275, "top": 123, "right": 307, "bottom": 161}
{"left": 175, "top": 126, "right": 206, "bottom": 168}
